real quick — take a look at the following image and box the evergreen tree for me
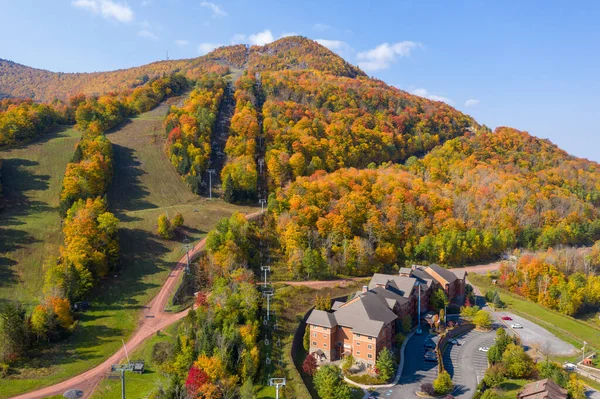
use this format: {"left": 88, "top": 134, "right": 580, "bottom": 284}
{"left": 223, "top": 174, "right": 235, "bottom": 203}
{"left": 376, "top": 348, "right": 396, "bottom": 381}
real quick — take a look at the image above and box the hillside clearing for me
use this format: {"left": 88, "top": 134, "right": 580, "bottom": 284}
{"left": 0, "top": 127, "right": 81, "bottom": 308}
{"left": 1, "top": 97, "right": 257, "bottom": 398}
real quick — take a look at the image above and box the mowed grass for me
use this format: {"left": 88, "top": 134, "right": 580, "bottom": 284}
{"left": 469, "top": 274, "right": 600, "bottom": 357}
{"left": 0, "top": 127, "right": 81, "bottom": 308}
{"left": 1, "top": 97, "right": 258, "bottom": 398}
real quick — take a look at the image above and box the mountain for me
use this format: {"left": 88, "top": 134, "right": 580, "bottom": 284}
{"left": 0, "top": 37, "right": 363, "bottom": 102}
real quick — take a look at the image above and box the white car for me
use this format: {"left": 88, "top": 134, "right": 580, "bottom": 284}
{"left": 511, "top": 323, "right": 523, "bottom": 329}
{"left": 479, "top": 346, "right": 490, "bottom": 352}
{"left": 563, "top": 362, "right": 578, "bottom": 371}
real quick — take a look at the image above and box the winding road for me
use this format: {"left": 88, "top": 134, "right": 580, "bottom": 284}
{"left": 12, "top": 210, "right": 263, "bottom": 399}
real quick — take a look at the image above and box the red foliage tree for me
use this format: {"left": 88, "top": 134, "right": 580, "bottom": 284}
{"left": 185, "top": 365, "right": 209, "bottom": 397}
{"left": 302, "top": 353, "right": 317, "bottom": 376}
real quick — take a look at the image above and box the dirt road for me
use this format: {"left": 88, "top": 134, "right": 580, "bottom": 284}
{"left": 12, "top": 210, "right": 263, "bottom": 399}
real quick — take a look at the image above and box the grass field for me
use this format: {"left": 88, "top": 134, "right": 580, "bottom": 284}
{"left": 495, "top": 379, "right": 528, "bottom": 399}
{"left": 0, "top": 127, "right": 81, "bottom": 308}
{"left": 1, "top": 97, "right": 257, "bottom": 398}
{"left": 469, "top": 274, "right": 600, "bottom": 358}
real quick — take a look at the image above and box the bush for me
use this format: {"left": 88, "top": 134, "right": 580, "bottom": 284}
{"left": 473, "top": 310, "right": 492, "bottom": 329}
{"left": 502, "top": 343, "right": 533, "bottom": 378}
{"left": 172, "top": 212, "right": 184, "bottom": 228}
{"left": 0, "top": 363, "right": 8, "bottom": 378}
{"left": 302, "top": 353, "right": 317, "bottom": 376}
{"left": 152, "top": 341, "right": 175, "bottom": 364}
{"left": 303, "top": 327, "right": 310, "bottom": 352}
{"left": 482, "top": 364, "right": 506, "bottom": 388}
{"left": 341, "top": 354, "right": 354, "bottom": 374}
{"left": 481, "top": 390, "right": 499, "bottom": 399}
{"left": 420, "top": 382, "right": 435, "bottom": 395}
{"left": 157, "top": 214, "right": 173, "bottom": 239}
{"left": 433, "top": 370, "right": 453, "bottom": 395}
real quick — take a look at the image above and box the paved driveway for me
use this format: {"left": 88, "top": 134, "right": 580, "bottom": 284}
{"left": 443, "top": 329, "right": 495, "bottom": 398}
{"left": 372, "top": 326, "right": 437, "bottom": 398}
{"left": 495, "top": 311, "right": 577, "bottom": 356}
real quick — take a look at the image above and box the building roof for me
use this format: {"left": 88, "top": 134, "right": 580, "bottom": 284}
{"left": 426, "top": 264, "right": 458, "bottom": 285}
{"left": 518, "top": 378, "right": 567, "bottom": 399}
{"left": 306, "top": 309, "right": 338, "bottom": 328}
{"left": 452, "top": 269, "right": 467, "bottom": 280}
{"left": 331, "top": 301, "right": 345, "bottom": 311}
{"left": 399, "top": 267, "right": 412, "bottom": 276}
{"left": 336, "top": 293, "right": 398, "bottom": 337}
{"left": 368, "top": 273, "right": 416, "bottom": 298}
{"left": 370, "top": 285, "right": 410, "bottom": 307}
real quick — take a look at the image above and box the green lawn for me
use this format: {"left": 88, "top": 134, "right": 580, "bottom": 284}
{"left": 495, "top": 379, "right": 528, "bottom": 399}
{"left": 469, "top": 274, "right": 600, "bottom": 358}
{"left": 0, "top": 98, "right": 257, "bottom": 398}
{"left": 0, "top": 126, "right": 81, "bottom": 308}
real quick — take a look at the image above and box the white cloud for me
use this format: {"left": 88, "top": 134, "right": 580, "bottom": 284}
{"left": 411, "top": 88, "right": 453, "bottom": 104}
{"left": 200, "top": 1, "right": 227, "bottom": 18}
{"left": 174, "top": 39, "right": 189, "bottom": 47}
{"left": 312, "top": 23, "right": 331, "bottom": 32}
{"left": 248, "top": 30, "right": 275, "bottom": 46}
{"left": 231, "top": 33, "right": 247, "bottom": 44}
{"left": 316, "top": 39, "right": 350, "bottom": 52}
{"left": 138, "top": 29, "right": 157, "bottom": 40}
{"left": 465, "top": 99, "right": 480, "bottom": 107}
{"left": 198, "top": 42, "right": 223, "bottom": 54}
{"left": 72, "top": 0, "right": 134, "bottom": 23}
{"left": 356, "top": 41, "right": 420, "bottom": 71}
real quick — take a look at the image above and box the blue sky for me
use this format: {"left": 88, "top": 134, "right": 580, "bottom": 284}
{"left": 2, "top": 0, "right": 599, "bottom": 161}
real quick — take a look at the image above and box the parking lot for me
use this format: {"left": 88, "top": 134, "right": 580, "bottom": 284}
{"left": 495, "top": 311, "right": 577, "bottom": 356}
{"left": 443, "top": 329, "right": 495, "bottom": 398}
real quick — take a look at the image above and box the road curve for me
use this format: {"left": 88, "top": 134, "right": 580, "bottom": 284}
{"left": 12, "top": 210, "right": 263, "bottom": 399}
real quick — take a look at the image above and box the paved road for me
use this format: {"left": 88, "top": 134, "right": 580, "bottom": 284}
{"left": 13, "top": 211, "right": 263, "bottom": 399}
{"left": 495, "top": 311, "right": 578, "bottom": 356}
{"left": 444, "top": 329, "right": 495, "bottom": 398}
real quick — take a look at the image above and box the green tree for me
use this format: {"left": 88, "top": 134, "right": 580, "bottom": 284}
{"left": 341, "top": 354, "right": 354, "bottom": 374}
{"left": 223, "top": 174, "right": 235, "bottom": 203}
{"left": 0, "top": 301, "right": 28, "bottom": 363}
{"left": 460, "top": 305, "right": 480, "bottom": 319}
{"left": 502, "top": 343, "right": 533, "bottom": 378}
{"left": 303, "top": 326, "right": 311, "bottom": 351}
{"left": 487, "top": 345, "right": 503, "bottom": 364}
{"left": 482, "top": 364, "right": 506, "bottom": 388}
{"left": 313, "top": 365, "right": 352, "bottom": 399}
{"left": 433, "top": 370, "right": 453, "bottom": 395}
{"left": 158, "top": 214, "right": 174, "bottom": 239}
{"left": 480, "top": 390, "right": 499, "bottom": 399}
{"left": 567, "top": 374, "right": 586, "bottom": 399}
{"left": 240, "top": 378, "right": 254, "bottom": 399}
{"left": 430, "top": 288, "right": 449, "bottom": 312}
{"left": 376, "top": 348, "right": 396, "bottom": 382}
{"left": 172, "top": 212, "right": 184, "bottom": 228}
{"left": 473, "top": 310, "right": 492, "bottom": 329}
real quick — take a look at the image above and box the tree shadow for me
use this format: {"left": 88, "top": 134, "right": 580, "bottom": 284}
{"left": 107, "top": 144, "right": 157, "bottom": 214}
{"left": 0, "top": 158, "right": 52, "bottom": 220}
{"left": 0, "top": 124, "right": 75, "bottom": 152}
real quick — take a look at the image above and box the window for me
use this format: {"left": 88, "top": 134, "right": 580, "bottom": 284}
{"left": 356, "top": 351, "right": 360, "bottom": 355}
{"left": 312, "top": 341, "right": 317, "bottom": 346}
{"left": 313, "top": 332, "right": 316, "bottom": 337}
{"left": 323, "top": 334, "right": 327, "bottom": 338}
{"left": 355, "top": 333, "right": 361, "bottom": 337}
{"left": 368, "top": 336, "right": 373, "bottom": 340}
{"left": 323, "top": 343, "right": 327, "bottom": 348}
{"left": 356, "top": 342, "right": 360, "bottom": 346}
{"left": 368, "top": 344, "right": 372, "bottom": 349}
{"left": 368, "top": 354, "right": 373, "bottom": 359}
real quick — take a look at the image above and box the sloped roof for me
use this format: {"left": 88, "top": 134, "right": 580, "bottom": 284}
{"left": 336, "top": 293, "right": 398, "bottom": 337}
{"left": 368, "top": 273, "right": 416, "bottom": 298}
{"left": 306, "top": 309, "right": 338, "bottom": 328}
{"left": 518, "top": 378, "right": 567, "bottom": 399}
{"left": 331, "top": 301, "right": 345, "bottom": 311}
{"left": 410, "top": 267, "right": 435, "bottom": 284}
{"left": 427, "top": 264, "right": 458, "bottom": 285}
{"left": 371, "top": 286, "right": 409, "bottom": 307}
{"left": 452, "top": 269, "right": 467, "bottom": 280}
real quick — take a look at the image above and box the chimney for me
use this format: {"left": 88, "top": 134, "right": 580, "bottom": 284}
{"left": 362, "top": 286, "right": 368, "bottom": 293}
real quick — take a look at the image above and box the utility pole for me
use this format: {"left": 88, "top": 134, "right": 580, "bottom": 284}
{"left": 583, "top": 341, "right": 588, "bottom": 364}
{"left": 263, "top": 290, "right": 274, "bottom": 321}
{"left": 182, "top": 237, "right": 192, "bottom": 273}
{"left": 207, "top": 169, "right": 215, "bottom": 199}
{"left": 259, "top": 198, "right": 267, "bottom": 213}
{"left": 269, "top": 378, "right": 286, "bottom": 399}
{"left": 261, "top": 265, "right": 271, "bottom": 287}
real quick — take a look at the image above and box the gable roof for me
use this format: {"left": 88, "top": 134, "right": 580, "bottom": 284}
{"left": 518, "top": 378, "right": 567, "bottom": 399}
{"left": 426, "top": 264, "right": 458, "bottom": 285}
{"left": 306, "top": 309, "right": 338, "bottom": 328}
{"left": 368, "top": 273, "right": 416, "bottom": 298}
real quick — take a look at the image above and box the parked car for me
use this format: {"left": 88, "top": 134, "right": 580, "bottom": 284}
{"left": 563, "top": 362, "right": 578, "bottom": 371}
{"left": 479, "top": 346, "right": 490, "bottom": 352}
{"left": 424, "top": 349, "right": 438, "bottom": 362}
{"left": 511, "top": 323, "right": 523, "bottom": 329}
{"left": 501, "top": 316, "right": 512, "bottom": 321}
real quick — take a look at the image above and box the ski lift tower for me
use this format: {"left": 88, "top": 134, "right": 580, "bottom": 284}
{"left": 269, "top": 378, "right": 286, "bottom": 399}
{"left": 261, "top": 265, "right": 271, "bottom": 287}
{"left": 182, "top": 236, "right": 192, "bottom": 274}
{"left": 263, "top": 289, "right": 274, "bottom": 321}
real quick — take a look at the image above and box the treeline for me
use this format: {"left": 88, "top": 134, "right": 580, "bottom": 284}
{"left": 0, "top": 98, "right": 70, "bottom": 147}
{"left": 221, "top": 73, "right": 260, "bottom": 202}
{"left": 164, "top": 74, "right": 225, "bottom": 193}
{"left": 150, "top": 214, "right": 265, "bottom": 399}
{"left": 498, "top": 246, "right": 600, "bottom": 316}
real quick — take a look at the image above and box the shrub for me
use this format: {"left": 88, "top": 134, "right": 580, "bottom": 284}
{"left": 341, "top": 354, "right": 354, "bottom": 374}
{"left": 502, "top": 343, "right": 533, "bottom": 378}
{"left": 172, "top": 212, "right": 184, "bottom": 228}
{"left": 157, "top": 214, "right": 173, "bottom": 239}
{"left": 0, "top": 363, "right": 8, "bottom": 378}
{"left": 303, "top": 326, "right": 310, "bottom": 351}
{"left": 482, "top": 364, "right": 506, "bottom": 388}
{"left": 433, "top": 370, "right": 453, "bottom": 395}
{"left": 152, "top": 341, "right": 175, "bottom": 364}
{"left": 473, "top": 310, "right": 492, "bottom": 329}
{"left": 302, "top": 353, "right": 317, "bottom": 376}
{"left": 420, "top": 382, "right": 435, "bottom": 395}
